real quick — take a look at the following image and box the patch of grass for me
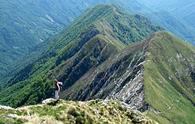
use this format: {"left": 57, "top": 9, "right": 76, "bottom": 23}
{"left": 0, "top": 99, "right": 155, "bottom": 124}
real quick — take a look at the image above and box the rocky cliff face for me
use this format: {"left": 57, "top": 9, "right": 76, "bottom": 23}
{"left": 64, "top": 41, "right": 148, "bottom": 110}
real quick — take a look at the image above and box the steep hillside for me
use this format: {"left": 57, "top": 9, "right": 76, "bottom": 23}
{"left": 0, "top": 99, "right": 155, "bottom": 124}
{"left": 0, "top": 5, "right": 161, "bottom": 107}
{"left": 144, "top": 32, "right": 195, "bottom": 124}
{"left": 60, "top": 40, "right": 148, "bottom": 109}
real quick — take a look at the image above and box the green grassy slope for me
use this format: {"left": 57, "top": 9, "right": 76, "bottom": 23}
{"left": 144, "top": 32, "right": 195, "bottom": 124}
{"left": 0, "top": 5, "right": 161, "bottom": 107}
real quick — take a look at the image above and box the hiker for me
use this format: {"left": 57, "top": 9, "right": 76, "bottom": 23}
{"left": 54, "top": 79, "right": 63, "bottom": 99}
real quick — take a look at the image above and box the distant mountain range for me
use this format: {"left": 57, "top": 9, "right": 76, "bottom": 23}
{"left": 0, "top": 0, "right": 87, "bottom": 76}
{"left": 0, "top": 5, "right": 194, "bottom": 124}
{"left": 137, "top": 0, "right": 195, "bottom": 44}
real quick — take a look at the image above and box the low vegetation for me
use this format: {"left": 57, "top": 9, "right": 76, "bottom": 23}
{"left": 0, "top": 99, "right": 155, "bottom": 124}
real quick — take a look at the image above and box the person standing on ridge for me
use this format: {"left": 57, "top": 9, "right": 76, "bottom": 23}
{"left": 54, "top": 79, "right": 63, "bottom": 99}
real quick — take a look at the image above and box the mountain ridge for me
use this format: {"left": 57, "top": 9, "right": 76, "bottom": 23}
{"left": 0, "top": 4, "right": 161, "bottom": 107}
{"left": 0, "top": 4, "right": 194, "bottom": 124}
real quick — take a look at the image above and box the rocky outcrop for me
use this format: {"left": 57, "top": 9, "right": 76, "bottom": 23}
{"left": 0, "top": 99, "right": 156, "bottom": 124}
{"left": 0, "top": 105, "right": 14, "bottom": 110}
